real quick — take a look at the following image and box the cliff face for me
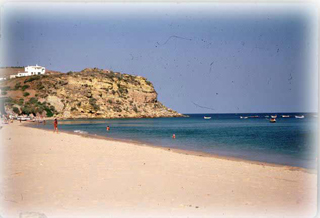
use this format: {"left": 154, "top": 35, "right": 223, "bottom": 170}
{"left": 0, "top": 68, "right": 183, "bottom": 119}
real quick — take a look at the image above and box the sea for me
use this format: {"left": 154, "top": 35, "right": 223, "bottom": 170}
{"left": 33, "top": 113, "right": 318, "bottom": 169}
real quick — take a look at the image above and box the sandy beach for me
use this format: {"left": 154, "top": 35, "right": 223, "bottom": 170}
{"left": 0, "top": 121, "right": 317, "bottom": 218}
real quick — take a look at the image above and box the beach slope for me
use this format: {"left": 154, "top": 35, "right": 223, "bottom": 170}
{"left": 0, "top": 122, "right": 317, "bottom": 218}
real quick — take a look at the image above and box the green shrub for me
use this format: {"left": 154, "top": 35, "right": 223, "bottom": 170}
{"left": 133, "top": 105, "right": 138, "bottom": 113}
{"left": 45, "top": 108, "right": 54, "bottom": 117}
{"left": 14, "top": 82, "right": 21, "bottom": 90}
{"left": 93, "top": 104, "right": 100, "bottom": 111}
{"left": 21, "top": 105, "right": 32, "bottom": 115}
{"left": 2, "top": 91, "right": 7, "bottom": 95}
{"left": 23, "top": 92, "right": 30, "bottom": 97}
{"left": 113, "top": 106, "right": 122, "bottom": 112}
{"left": 36, "top": 82, "right": 44, "bottom": 90}
{"left": 13, "top": 107, "right": 20, "bottom": 114}
{"left": 24, "top": 76, "right": 40, "bottom": 83}
{"left": 49, "top": 105, "right": 55, "bottom": 112}
{"left": 89, "top": 98, "right": 100, "bottom": 111}
{"left": 18, "top": 98, "right": 24, "bottom": 105}
{"left": 89, "top": 98, "right": 97, "bottom": 105}
{"left": 145, "top": 80, "right": 152, "bottom": 86}
{"left": 21, "top": 85, "right": 30, "bottom": 91}
{"left": 29, "top": 97, "right": 38, "bottom": 104}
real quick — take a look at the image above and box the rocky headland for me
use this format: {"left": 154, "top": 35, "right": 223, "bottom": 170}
{"left": 0, "top": 68, "right": 183, "bottom": 119}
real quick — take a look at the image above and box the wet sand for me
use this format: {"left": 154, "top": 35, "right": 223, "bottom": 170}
{"left": 0, "top": 121, "right": 317, "bottom": 218}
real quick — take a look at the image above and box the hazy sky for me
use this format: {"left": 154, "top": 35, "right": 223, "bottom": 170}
{"left": 1, "top": 2, "right": 318, "bottom": 113}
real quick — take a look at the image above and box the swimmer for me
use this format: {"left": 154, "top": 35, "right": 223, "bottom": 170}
{"left": 172, "top": 134, "right": 176, "bottom": 139}
{"left": 106, "top": 126, "right": 110, "bottom": 131}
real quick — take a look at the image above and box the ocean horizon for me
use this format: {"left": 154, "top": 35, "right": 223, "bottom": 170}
{"left": 32, "top": 112, "right": 318, "bottom": 169}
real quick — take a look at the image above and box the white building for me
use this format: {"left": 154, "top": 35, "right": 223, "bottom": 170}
{"left": 10, "top": 65, "right": 46, "bottom": 79}
{"left": 23, "top": 65, "right": 45, "bottom": 76}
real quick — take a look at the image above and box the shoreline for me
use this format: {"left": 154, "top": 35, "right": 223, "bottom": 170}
{"left": 1, "top": 121, "right": 317, "bottom": 218}
{"left": 24, "top": 122, "right": 316, "bottom": 174}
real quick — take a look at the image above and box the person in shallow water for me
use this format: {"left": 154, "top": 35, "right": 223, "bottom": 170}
{"left": 53, "top": 119, "right": 58, "bottom": 133}
{"left": 172, "top": 134, "right": 176, "bottom": 139}
{"left": 106, "top": 126, "right": 110, "bottom": 131}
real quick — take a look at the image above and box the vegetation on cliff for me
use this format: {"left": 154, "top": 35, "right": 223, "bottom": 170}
{"left": 0, "top": 68, "right": 183, "bottom": 119}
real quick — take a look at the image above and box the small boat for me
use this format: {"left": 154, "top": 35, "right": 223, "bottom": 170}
{"left": 269, "top": 118, "right": 276, "bottom": 123}
{"left": 271, "top": 115, "right": 277, "bottom": 118}
{"left": 282, "top": 115, "right": 290, "bottom": 118}
{"left": 204, "top": 116, "right": 211, "bottom": 120}
{"left": 265, "top": 115, "right": 269, "bottom": 118}
{"left": 295, "top": 115, "right": 305, "bottom": 119}
{"left": 18, "top": 117, "right": 31, "bottom": 121}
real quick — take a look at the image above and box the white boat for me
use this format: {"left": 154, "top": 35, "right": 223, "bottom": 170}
{"left": 271, "top": 115, "right": 277, "bottom": 118}
{"left": 295, "top": 115, "right": 305, "bottom": 119}
{"left": 204, "top": 116, "right": 211, "bottom": 120}
{"left": 17, "top": 116, "right": 31, "bottom": 121}
{"left": 282, "top": 115, "right": 290, "bottom": 118}
{"left": 265, "top": 115, "right": 269, "bottom": 118}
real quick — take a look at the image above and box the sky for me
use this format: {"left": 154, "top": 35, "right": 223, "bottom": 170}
{"left": 0, "top": 2, "right": 318, "bottom": 114}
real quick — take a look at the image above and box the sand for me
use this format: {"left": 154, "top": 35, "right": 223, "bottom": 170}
{"left": 0, "top": 121, "right": 317, "bottom": 218}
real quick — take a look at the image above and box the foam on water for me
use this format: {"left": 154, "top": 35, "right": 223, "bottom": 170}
{"left": 74, "top": 130, "right": 88, "bottom": 134}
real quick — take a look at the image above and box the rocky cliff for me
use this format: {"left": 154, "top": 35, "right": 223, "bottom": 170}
{"left": 0, "top": 68, "right": 183, "bottom": 119}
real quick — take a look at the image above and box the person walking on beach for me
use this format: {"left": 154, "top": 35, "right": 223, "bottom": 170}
{"left": 53, "top": 118, "right": 58, "bottom": 133}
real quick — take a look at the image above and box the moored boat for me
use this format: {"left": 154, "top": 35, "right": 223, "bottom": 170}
{"left": 204, "top": 116, "right": 211, "bottom": 120}
{"left": 295, "top": 115, "right": 305, "bottom": 119}
{"left": 269, "top": 118, "right": 276, "bottom": 123}
{"left": 271, "top": 115, "right": 277, "bottom": 118}
{"left": 282, "top": 115, "right": 290, "bottom": 118}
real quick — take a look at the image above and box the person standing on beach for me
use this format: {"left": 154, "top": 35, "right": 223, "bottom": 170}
{"left": 53, "top": 119, "right": 58, "bottom": 133}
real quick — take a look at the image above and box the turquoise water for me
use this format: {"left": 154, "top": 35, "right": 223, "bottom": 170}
{"left": 35, "top": 113, "right": 318, "bottom": 169}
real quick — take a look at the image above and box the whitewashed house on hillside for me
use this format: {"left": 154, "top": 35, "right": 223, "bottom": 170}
{"left": 23, "top": 65, "right": 45, "bottom": 76}
{"left": 10, "top": 65, "right": 46, "bottom": 79}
